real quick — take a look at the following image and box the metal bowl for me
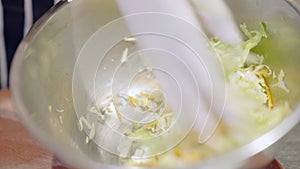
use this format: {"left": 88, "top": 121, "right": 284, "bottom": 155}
{"left": 10, "top": 0, "right": 300, "bottom": 168}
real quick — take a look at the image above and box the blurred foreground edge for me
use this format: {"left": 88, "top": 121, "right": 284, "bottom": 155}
{"left": 51, "top": 159, "right": 284, "bottom": 169}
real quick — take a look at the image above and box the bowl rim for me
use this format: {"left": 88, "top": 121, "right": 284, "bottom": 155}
{"left": 9, "top": 0, "right": 300, "bottom": 168}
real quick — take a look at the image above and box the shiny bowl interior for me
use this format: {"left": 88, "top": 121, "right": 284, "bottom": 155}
{"left": 10, "top": 0, "right": 300, "bottom": 168}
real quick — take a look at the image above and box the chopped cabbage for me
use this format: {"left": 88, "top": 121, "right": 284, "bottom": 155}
{"left": 210, "top": 23, "right": 267, "bottom": 75}
{"left": 123, "top": 23, "right": 291, "bottom": 167}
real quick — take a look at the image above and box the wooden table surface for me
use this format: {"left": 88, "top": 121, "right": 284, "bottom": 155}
{"left": 0, "top": 90, "right": 68, "bottom": 169}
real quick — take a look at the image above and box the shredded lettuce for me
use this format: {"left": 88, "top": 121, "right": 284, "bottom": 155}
{"left": 240, "top": 23, "right": 267, "bottom": 48}
{"left": 123, "top": 23, "right": 290, "bottom": 167}
{"left": 272, "top": 69, "right": 290, "bottom": 93}
{"left": 210, "top": 23, "right": 267, "bottom": 75}
{"left": 211, "top": 23, "right": 278, "bottom": 108}
{"left": 209, "top": 22, "right": 291, "bottom": 146}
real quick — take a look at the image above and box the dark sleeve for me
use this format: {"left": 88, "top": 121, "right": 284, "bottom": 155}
{"left": 2, "top": 0, "right": 54, "bottom": 86}
{"left": 32, "top": 0, "right": 53, "bottom": 23}
{"left": 2, "top": 0, "right": 24, "bottom": 77}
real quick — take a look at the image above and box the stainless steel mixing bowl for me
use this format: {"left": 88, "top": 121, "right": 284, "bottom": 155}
{"left": 10, "top": 0, "right": 300, "bottom": 168}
